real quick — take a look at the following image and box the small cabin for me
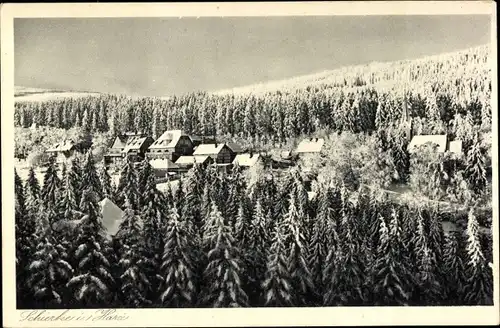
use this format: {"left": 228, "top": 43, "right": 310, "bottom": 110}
{"left": 295, "top": 138, "right": 325, "bottom": 155}
{"left": 147, "top": 130, "right": 194, "bottom": 162}
{"left": 175, "top": 155, "right": 214, "bottom": 171}
{"left": 46, "top": 140, "right": 76, "bottom": 164}
{"left": 193, "top": 143, "right": 235, "bottom": 164}
{"left": 232, "top": 153, "right": 262, "bottom": 168}
{"left": 408, "top": 135, "right": 448, "bottom": 153}
{"left": 149, "top": 158, "right": 181, "bottom": 178}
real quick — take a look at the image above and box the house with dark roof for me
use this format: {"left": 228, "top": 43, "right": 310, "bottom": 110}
{"left": 46, "top": 140, "right": 76, "bottom": 164}
{"left": 122, "top": 135, "right": 154, "bottom": 162}
{"left": 104, "top": 133, "right": 153, "bottom": 164}
{"left": 147, "top": 130, "right": 194, "bottom": 162}
{"left": 193, "top": 143, "right": 235, "bottom": 164}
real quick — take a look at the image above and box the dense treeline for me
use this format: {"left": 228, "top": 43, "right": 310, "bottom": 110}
{"left": 15, "top": 153, "right": 493, "bottom": 308}
{"left": 15, "top": 45, "right": 491, "bottom": 150}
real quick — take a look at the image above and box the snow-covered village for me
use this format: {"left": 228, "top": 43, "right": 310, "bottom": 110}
{"left": 9, "top": 11, "right": 495, "bottom": 311}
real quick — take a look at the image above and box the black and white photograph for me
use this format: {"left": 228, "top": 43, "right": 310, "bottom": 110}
{"left": 2, "top": 1, "right": 498, "bottom": 326}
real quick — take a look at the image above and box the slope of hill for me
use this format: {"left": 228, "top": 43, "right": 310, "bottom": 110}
{"left": 15, "top": 86, "right": 101, "bottom": 102}
{"left": 212, "top": 44, "right": 491, "bottom": 96}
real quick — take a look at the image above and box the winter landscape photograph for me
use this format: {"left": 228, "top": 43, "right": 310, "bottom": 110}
{"left": 8, "top": 7, "right": 496, "bottom": 312}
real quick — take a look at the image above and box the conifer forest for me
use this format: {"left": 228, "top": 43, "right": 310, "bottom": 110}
{"left": 14, "top": 44, "right": 494, "bottom": 308}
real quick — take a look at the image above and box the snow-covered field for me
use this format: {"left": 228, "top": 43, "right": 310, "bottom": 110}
{"left": 15, "top": 86, "right": 101, "bottom": 102}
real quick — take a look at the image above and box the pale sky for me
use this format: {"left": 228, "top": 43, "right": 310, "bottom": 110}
{"left": 14, "top": 15, "right": 491, "bottom": 97}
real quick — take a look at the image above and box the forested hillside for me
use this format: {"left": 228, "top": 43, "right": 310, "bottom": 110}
{"left": 15, "top": 44, "right": 491, "bottom": 148}
{"left": 14, "top": 44, "right": 494, "bottom": 308}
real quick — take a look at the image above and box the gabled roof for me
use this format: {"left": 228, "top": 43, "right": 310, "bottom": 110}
{"left": 295, "top": 138, "right": 325, "bottom": 154}
{"left": 408, "top": 135, "right": 447, "bottom": 153}
{"left": 110, "top": 135, "right": 129, "bottom": 150}
{"left": 149, "top": 130, "right": 188, "bottom": 149}
{"left": 226, "top": 141, "right": 243, "bottom": 153}
{"left": 150, "top": 158, "right": 180, "bottom": 170}
{"left": 193, "top": 143, "right": 227, "bottom": 156}
{"left": 46, "top": 140, "right": 75, "bottom": 153}
{"left": 175, "top": 155, "right": 211, "bottom": 165}
{"left": 233, "top": 153, "right": 261, "bottom": 167}
{"left": 122, "top": 136, "right": 149, "bottom": 153}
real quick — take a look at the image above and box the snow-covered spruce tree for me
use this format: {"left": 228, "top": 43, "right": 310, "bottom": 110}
{"left": 262, "top": 221, "right": 294, "bottom": 307}
{"left": 463, "top": 209, "right": 493, "bottom": 305}
{"left": 441, "top": 231, "right": 466, "bottom": 305}
{"left": 41, "top": 155, "right": 61, "bottom": 210}
{"left": 411, "top": 207, "right": 442, "bottom": 305}
{"left": 26, "top": 222, "right": 74, "bottom": 309}
{"left": 391, "top": 128, "right": 411, "bottom": 183}
{"left": 282, "top": 193, "right": 315, "bottom": 306}
{"left": 100, "top": 162, "right": 114, "bottom": 202}
{"left": 67, "top": 189, "right": 114, "bottom": 307}
{"left": 182, "top": 164, "right": 205, "bottom": 230}
{"left": 116, "top": 198, "right": 151, "bottom": 307}
{"left": 201, "top": 202, "right": 248, "bottom": 307}
{"left": 81, "top": 151, "right": 104, "bottom": 201}
{"left": 115, "top": 156, "right": 139, "bottom": 210}
{"left": 465, "top": 134, "right": 488, "bottom": 196}
{"left": 174, "top": 177, "right": 185, "bottom": 213}
{"left": 140, "top": 170, "right": 166, "bottom": 304}
{"left": 233, "top": 200, "right": 252, "bottom": 250}
{"left": 15, "top": 169, "right": 37, "bottom": 308}
{"left": 25, "top": 166, "right": 41, "bottom": 202}
{"left": 307, "top": 189, "right": 332, "bottom": 305}
{"left": 324, "top": 183, "right": 366, "bottom": 305}
{"left": 69, "top": 157, "right": 83, "bottom": 205}
{"left": 137, "top": 159, "right": 154, "bottom": 207}
{"left": 372, "top": 211, "right": 411, "bottom": 305}
{"left": 244, "top": 198, "right": 270, "bottom": 305}
{"left": 159, "top": 207, "right": 198, "bottom": 307}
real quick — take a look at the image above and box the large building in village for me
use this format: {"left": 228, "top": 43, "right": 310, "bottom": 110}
{"left": 192, "top": 142, "right": 236, "bottom": 164}
{"left": 146, "top": 129, "right": 195, "bottom": 162}
{"left": 46, "top": 140, "right": 77, "bottom": 164}
{"left": 104, "top": 132, "right": 154, "bottom": 164}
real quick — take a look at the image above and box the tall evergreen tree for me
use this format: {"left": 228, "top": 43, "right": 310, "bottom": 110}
{"left": 116, "top": 199, "right": 151, "bottom": 307}
{"left": 69, "top": 157, "right": 83, "bottom": 206}
{"left": 26, "top": 226, "right": 74, "bottom": 308}
{"left": 412, "top": 207, "right": 442, "bottom": 305}
{"left": 262, "top": 221, "right": 294, "bottom": 307}
{"left": 115, "top": 156, "right": 139, "bottom": 210}
{"left": 41, "top": 155, "right": 61, "bottom": 210}
{"left": 463, "top": 209, "right": 493, "bottom": 305}
{"left": 202, "top": 202, "right": 248, "bottom": 307}
{"left": 465, "top": 134, "right": 488, "bottom": 196}
{"left": 140, "top": 169, "right": 166, "bottom": 303}
{"left": 441, "top": 231, "right": 465, "bottom": 305}
{"left": 159, "top": 207, "right": 198, "bottom": 307}
{"left": 16, "top": 169, "right": 37, "bottom": 308}
{"left": 282, "top": 194, "right": 314, "bottom": 306}
{"left": 244, "top": 199, "right": 269, "bottom": 305}
{"left": 372, "top": 212, "right": 411, "bottom": 305}
{"left": 100, "top": 163, "right": 114, "bottom": 202}
{"left": 67, "top": 189, "right": 114, "bottom": 307}
{"left": 81, "top": 151, "right": 103, "bottom": 201}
